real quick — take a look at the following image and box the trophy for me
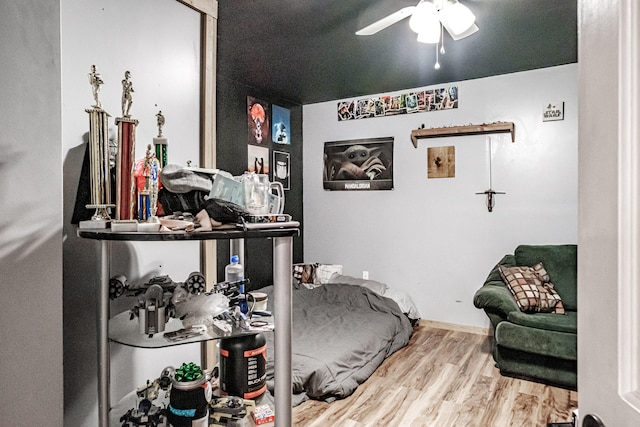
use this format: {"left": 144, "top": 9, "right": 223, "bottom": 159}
{"left": 114, "top": 70, "right": 139, "bottom": 223}
{"left": 154, "top": 110, "right": 168, "bottom": 168}
{"left": 80, "top": 65, "right": 115, "bottom": 229}
{"left": 137, "top": 144, "right": 161, "bottom": 223}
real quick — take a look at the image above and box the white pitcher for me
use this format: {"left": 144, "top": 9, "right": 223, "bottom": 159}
{"left": 241, "top": 172, "right": 284, "bottom": 215}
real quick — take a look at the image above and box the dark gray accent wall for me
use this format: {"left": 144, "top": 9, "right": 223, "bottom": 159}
{"left": 216, "top": 76, "right": 304, "bottom": 290}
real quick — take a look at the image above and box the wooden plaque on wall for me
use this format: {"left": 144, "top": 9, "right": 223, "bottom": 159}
{"left": 428, "top": 146, "right": 455, "bottom": 179}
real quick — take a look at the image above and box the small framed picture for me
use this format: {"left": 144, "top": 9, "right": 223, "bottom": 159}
{"left": 247, "top": 96, "right": 270, "bottom": 144}
{"left": 248, "top": 144, "right": 269, "bottom": 174}
{"left": 272, "top": 104, "right": 291, "bottom": 144}
{"left": 543, "top": 102, "right": 564, "bottom": 121}
{"left": 272, "top": 150, "right": 290, "bottom": 190}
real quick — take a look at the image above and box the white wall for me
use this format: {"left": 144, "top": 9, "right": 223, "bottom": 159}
{"left": 303, "top": 64, "right": 578, "bottom": 328}
{"left": 61, "top": 1, "right": 203, "bottom": 425}
{"left": 0, "top": 2, "right": 64, "bottom": 425}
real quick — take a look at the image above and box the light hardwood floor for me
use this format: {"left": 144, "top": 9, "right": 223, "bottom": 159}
{"left": 291, "top": 323, "right": 578, "bottom": 427}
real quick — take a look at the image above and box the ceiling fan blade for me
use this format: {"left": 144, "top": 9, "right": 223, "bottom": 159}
{"left": 356, "top": 6, "right": 416, "bottom": 36}
{"left": 442, "top": 22, "right": 479, "bottom": 40}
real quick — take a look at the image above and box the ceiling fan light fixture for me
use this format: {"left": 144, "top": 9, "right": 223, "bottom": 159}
{"left": 417, "top": 25, "right": 440, "bottom": 44}
{"left": 438, "top": 0, "right": 476, "bottom": 36}
{"left": 354, "top": 0, "right": 479, "bottom": 45}
{"left": 408, "top": 0, "right": 438, "bottom": 34}
{"left": 442, "top": 21, "right": 479, "bottom": 40}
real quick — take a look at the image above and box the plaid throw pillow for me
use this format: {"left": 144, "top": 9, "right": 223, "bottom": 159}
{"left": 498, "top": 262, "right": 565, "bottom": 314}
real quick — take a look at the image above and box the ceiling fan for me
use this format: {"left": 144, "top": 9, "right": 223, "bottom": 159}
{"left": 356, "top": 0, "right": 478, "bottom": 43}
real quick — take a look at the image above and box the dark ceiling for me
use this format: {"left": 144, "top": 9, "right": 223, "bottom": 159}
{"left": 217, "top": 0, "right": 577, "bottom": 105}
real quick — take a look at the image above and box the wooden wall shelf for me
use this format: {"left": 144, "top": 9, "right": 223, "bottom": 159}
{"left": 410, "top": 122, "right": 515, "bottom": 148}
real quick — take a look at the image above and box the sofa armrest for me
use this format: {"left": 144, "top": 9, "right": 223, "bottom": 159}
{"left": 473, "top": 283, "right": 519, "bottom": 316}
{"left": 473, "top": 254, "right": 518, "bottom": 317}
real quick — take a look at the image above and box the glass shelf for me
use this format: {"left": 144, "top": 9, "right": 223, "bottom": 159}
{"left": 77, "top": 224, "right": 299, "bottom": 242}
{"left": 109, "top": 311, "right": 274, "bottom": 348}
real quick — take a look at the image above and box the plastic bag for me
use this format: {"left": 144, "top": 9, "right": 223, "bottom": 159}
{"left": 173, "top": 290, "right": 229, "bottom": 327}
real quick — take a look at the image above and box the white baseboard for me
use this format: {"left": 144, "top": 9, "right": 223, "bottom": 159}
{"left": 419, "top": 319, "right": 492, "bottom": 336}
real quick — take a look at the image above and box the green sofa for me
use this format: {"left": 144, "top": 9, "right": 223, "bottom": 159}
{"left": 473, "top": 244, "right": 577, "bottom": 390}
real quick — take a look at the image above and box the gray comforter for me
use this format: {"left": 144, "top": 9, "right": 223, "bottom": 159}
{"left": 260, "top": 283, "right": 413, "bottom": 406}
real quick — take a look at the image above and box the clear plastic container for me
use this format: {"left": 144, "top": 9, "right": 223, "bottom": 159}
{"left": 225, "top": 255, "right": 248, "bottom": 313}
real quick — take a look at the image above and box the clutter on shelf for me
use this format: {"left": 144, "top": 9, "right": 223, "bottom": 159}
{"left": 118, "top": 361, "right": 272, "bottom": 427}
{"left": 110, "top": 265, "right": 275, "bottom": 341}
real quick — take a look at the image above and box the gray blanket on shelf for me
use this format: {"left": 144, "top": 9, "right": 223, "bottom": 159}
{"left": 259, "top": 283, "right": 413, "bottom": 406}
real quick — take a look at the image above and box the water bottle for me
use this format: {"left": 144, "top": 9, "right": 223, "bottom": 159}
{"left": 225, "top": 255, "right": 243, "bottom": 282}
{"left": 225, "top": 255, "right": 248, "bottom": 314}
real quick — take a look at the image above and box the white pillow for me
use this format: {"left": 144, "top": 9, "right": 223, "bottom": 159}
{"left": 314, "top": 264, "right": 343, "bottom": 284}
{"left": 382, "top": 287, "right": 421, "bottom": 320}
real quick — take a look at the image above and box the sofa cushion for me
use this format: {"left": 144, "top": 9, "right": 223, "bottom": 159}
{"left": 507, "top": 310, "right": 577, "bottom": 334}
{"left": 495, "top": 320, "right": 577, "bottom": 361}
{"left": 514, "top": 245, "right": 577, "bottom": 310}
{"left": 498, "top": 263, "right": 565, "bottom": 314}
{"left": 494, "top": 322, "right": 578, "bottom": 360}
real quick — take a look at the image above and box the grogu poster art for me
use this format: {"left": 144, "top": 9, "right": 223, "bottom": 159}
{"left": 323, "top": 137, "right": 394, "bottom": 191}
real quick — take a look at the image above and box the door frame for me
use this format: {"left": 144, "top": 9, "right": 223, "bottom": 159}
{"left": 578, "top": 0, "right": 640, "bottom": 424}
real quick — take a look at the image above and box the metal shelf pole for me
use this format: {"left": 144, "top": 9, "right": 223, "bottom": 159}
{"left": 98, "top": 240, "right": 110, "bottom": 427}
{"left": 273, "top": 236, "right": 293, "bottom": 426}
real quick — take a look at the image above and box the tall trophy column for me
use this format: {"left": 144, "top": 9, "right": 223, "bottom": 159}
{"left": 115, "top": 71, "right": 138, "bottom": 222}
{"left": 81, "top": 65, "right": 115, "bottom": 229}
